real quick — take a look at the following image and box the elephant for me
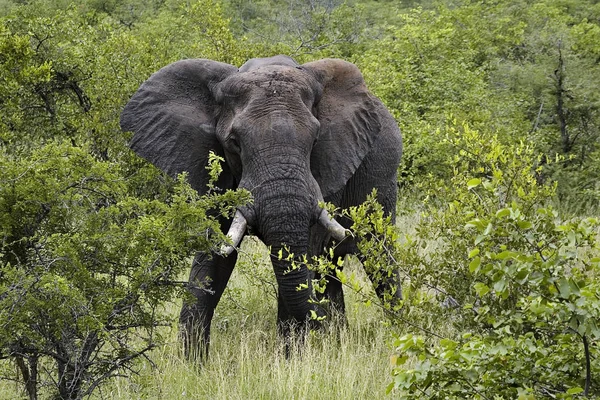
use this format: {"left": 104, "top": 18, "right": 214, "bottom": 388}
{"left": 120, "top": 55, "right": 403, "bottom": 359}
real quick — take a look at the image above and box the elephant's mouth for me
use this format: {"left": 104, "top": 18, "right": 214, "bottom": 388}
{"left": 219, "top": 206, "right": 348, "bottom": 255}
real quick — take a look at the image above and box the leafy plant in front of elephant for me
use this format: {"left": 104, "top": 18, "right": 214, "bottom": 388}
{"left": 120, "top": 55, "right": 403, "bottom": 359}
{"left": 388, "top": 125, "right": 600, "bottom": 398}
{"left": 0, "top": 142, "right": 250, "bottom": 399}
{"left": 346, "top": 192, "right": 406, "bottom": 309}
{"left": 296, "top": 194, "right": 407, "bottom": 327}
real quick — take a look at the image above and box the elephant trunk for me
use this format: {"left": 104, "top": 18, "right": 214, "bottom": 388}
{"left": 231, "top": 152, "right": 334, "bottom": 323}
{"left": 254, "top": 183, "right": 319, "bottom": 323}
{"left": 271, "top": 250, "right": 315, "bottom": 321}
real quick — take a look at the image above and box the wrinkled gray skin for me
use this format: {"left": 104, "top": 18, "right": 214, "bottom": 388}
{"left": 120, "top": 55, "right": 403, "bottom": 359}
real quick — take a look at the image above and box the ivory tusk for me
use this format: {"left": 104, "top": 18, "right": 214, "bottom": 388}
{"left": 219, "top": 210, "right": 247, "bottom": 256}
{"left": 318, "top": 208, "right": 349, "bottom": 241}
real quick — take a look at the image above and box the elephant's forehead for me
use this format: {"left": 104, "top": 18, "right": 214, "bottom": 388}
{"left": 221, "top": 66, "right": 312, "bottom": 96}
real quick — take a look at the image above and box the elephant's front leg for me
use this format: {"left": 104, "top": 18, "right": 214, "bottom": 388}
{"left": 272, "top": 257, "right": 323, "bottom": 355}
{"left": 179, "top": 251, "right": 237, "bottom": 360}
{"left": 333, "top": 229, "right": 403, "bottom": 313}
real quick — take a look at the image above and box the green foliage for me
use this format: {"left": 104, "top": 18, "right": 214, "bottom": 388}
{"left": 344, "top": 193, "right": 404, "bottom": 308}
{"left": 0, "top": 142, "right": 249, "bottom": 398}
{"left": 487, "top": 0, "right": 600, "bottom": 210}
{"left": 300, "top": 117, "right": 599, "bottom": 398}
{"left": 224, "top": 0, "right": 369, "bottom": 59}
{"left": 391, "top": 209, "right": 599, "bottom": 397}
{"left": 0, "top": 1, "right": 251, "bottom": 398}
{"left": 1, "top": 0, "right": 600, "bottom": 397}
{"left": 378, "top": 124, "right": 599, "bottom": 397}
{"left": 357, "top": 2, "right": 529, "bottom": 185}
{"left": 354, "top": 0, "right": 600, "bottom": 209}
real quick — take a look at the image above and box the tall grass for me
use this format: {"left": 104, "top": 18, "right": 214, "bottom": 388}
{"left": 98, "top": 238, "right": 398, "bottom": 399}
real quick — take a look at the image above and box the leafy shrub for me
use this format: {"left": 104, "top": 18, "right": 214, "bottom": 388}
{"left": 306, "top": 119, "right": 599, "bottom": 398}
{"left": 0, "top": 143, "right": 250, "bottom": 399}
{"left": 0, "top": 2, "right": 252, "bottom": 398}
{"left": 385, "top": 123, "right": 600, "bottom": 398}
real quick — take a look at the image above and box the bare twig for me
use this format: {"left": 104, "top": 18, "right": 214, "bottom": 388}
{"left": 530, "top": 100, "right": 544, "bottom": 134}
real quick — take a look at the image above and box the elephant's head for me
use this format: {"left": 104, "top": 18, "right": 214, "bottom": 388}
{"left": 121, "top": 55, "right": 391, "bottom": 323}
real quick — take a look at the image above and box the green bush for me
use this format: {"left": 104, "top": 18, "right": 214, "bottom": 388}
{"left": 304, "top": 120, "right": 599, "bottom": 398}
{"left": 2, "top": 0, "right": 600, "bottom": 398}
{"left": 0, "top": 2, "right": 252, "bottom": 398}
{"left": 385, "top": 123, "right": 599, "bottom": 398}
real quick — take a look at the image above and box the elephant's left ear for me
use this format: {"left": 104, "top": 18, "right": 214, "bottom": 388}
{"left": 301, "top": 59, "right": 398, "bottom": 198}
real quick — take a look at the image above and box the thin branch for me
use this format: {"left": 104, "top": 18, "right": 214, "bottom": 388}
{"left": 350, "top": 282, "right": 447, "bottom": 339}
{"left": 530, "top": 100, "right": 544, "bottom": 134}
{"left": 81, "top": 344, "right": 156, "bottom": 398}
{"left": 583, "top": 334, "right": 591, "bottom": 396}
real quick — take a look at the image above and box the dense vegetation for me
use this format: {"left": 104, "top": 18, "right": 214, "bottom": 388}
{"left": 0, "top": 0, "right": 598, "bottom": 398}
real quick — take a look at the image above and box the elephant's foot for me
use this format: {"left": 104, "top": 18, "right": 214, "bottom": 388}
{"left": 277, "top": 319, "right": 311, "bottom": 359}
{"left": 276, "top": 314, "right": 325, "bottom": 359}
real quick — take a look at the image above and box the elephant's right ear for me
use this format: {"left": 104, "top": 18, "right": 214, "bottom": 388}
{"left": 120, "top": 59, "right": 238, "bottom": 193}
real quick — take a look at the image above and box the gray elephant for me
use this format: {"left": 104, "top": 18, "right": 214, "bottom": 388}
{"left": 120, "top": 55, "right": 402, "bottom": 359}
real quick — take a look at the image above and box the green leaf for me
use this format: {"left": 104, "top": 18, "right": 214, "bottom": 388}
{"left": 469, "top": 256, "right": 481, "bottom": 273}
{"left": 566, "top": 387, "right": 584, "bottom": 395}
{"left": 493, "top": 277, "right": 506, "bottom": 294}
{"left": 495, "top": 250, "right": 513, "bottom": 260}
{"left": 474, "top": 282, "right": 490, "bottom": 296}
{"left": 558, "top": 278, "right": 571, "bottom": 299}
{"left": 515, "top": 268, "right": 529, "bottom": 282}
{"left": 386, "top": 382, "right": 396, "bottom": 394}
{"left": 517, "top": 220, "right": 532, "bottom": 230}
{"left": 440, "top": 338, "right": 458, "bottom": 350}
{"left": 474, "top": 235, "right": 486, "bottom": 245}
{"left": 495, "top": 208, "right": 510, "bottom": 218}
{"left": 466, "top": 218, "right": 486, "bottom": 230}
{"left": 467, "top": 178, "right": 481, "bottom": 189}
{"left": 335, "top": 269, "right": 347, "bottom": 284}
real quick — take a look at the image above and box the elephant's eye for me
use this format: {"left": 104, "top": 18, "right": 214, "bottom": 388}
{"left": 228, "top": 136, "right": 240, "bottom": 152}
